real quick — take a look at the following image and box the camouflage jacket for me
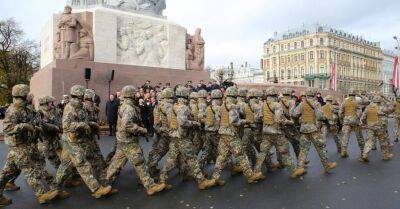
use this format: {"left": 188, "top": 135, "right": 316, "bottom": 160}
{"left": 169, "top": 99, "right": 199, "bottom": 139}
{"left": 204, "top": 102, "right": 220, "bottom": 132}
{"left": 62, "top": 98, "right": 89, "bottom": 143}
{"left": 361, "top": 102, "right": 392, "bottom": 130}
{"left": 261, "top": 99, "right": 289, "bottom": 135}
{"left": 3, "top": 100, "right": 36, "bottom": 146}
{"left": 35, "top": 106, "right": 60, "bottom": 138}
{"left": 116, "top": 99, "right": 146, "bottom": 143}
{"left": 321, "top": 103, "right": 339, "bottom": 126}
{"left": 154, "top": 99, "right": 173, "bottom": 133}
{"left": 83, "top": 101, "right": 100, "bottom": 135}
{"left": 197, "top": 98, "right": 207, "bottom": 126}
{"left": 339, "top": 97, "right": 362, "bottom": 126}
{"left": 291, "top": 99, "right": 323, "bottom": 134}
{"left": 249, "top": 100, "right": 263, "bottom": 129}
{"left": 219, "top": 99, "right": 246, "bottom": 136}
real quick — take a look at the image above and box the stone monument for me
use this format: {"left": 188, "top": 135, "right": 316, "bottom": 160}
{"left": 31, "top": 1, "right": 209, "bottom": 120}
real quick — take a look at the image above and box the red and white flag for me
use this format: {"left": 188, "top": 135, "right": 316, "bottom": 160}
{"left": 330, "top": 63, "right": 337, "bottom": 91}
{"left": 392, "top": 57, "right": 400, "bottom": 89}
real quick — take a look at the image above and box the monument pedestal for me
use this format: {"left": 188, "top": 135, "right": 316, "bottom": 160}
{"left": 30, "top": 59, "right": 210, "bottom": 120}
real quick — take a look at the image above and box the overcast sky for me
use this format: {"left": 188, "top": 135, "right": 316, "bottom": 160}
{"left": 1, "top": 0, "right": 399, "bottom": 68}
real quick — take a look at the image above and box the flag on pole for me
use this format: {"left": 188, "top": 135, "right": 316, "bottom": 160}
{"left": 392, "top": 57, "right": 400, "bottom": 89}
{"left": 330, "top": 63, "right": 337, "bottom": 91}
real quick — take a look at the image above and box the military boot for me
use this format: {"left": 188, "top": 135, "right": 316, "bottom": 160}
{"left": 230, "top": 165, "right": 242, "bottom": 176}
{"left": 56, "top": 190, "right": 70, "bottom": 199}
{"left": 37, "top": 189, "right": 59, "bottom": 204}
{"left": 198, "top": 179, "right": 215, "bottom": 190}
{"left": 382, "top": 153, "right": 394, "bottom": 161}
{"left": 92, "top": 186, "right": 112, "bottom": 199}
{"left": 147, "top": 183, "right": 166, "bottom": 195}
{"left": 247, "top": 172, "right": 266, "bottom": 184}
{"left": 359, "top": 154, "right": 369, "bottom": 163}
{"left": 0, "top": 196, "right": 12, "bottom": 207}
{"left": 4, "top": 182, "right": 20, "bottom": 191}
{"left": 290, "top": 168, "right": 305, "bottom": 178}
{"left": 324, "top": 162, "right": 337, "bottom": 173}
{"left": 340, "top": 150, "right": 349, "bottom": 158}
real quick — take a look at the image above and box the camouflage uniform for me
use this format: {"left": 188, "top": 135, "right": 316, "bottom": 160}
{"left": 392, "top": 96, "right": 400, "bottom": 142}
{"left": 189, "top": 92, "right": 202, "bottom": 154}
{"left": 106, "top": 86, "right": 165, "bottom": 195}
{"left": 159, "top": 87, "right": 214, "bottom": 190}
{"left": 291, "top": 89, "right": 337, "bottom": 172}
{"left": 255, "top": 88, "right": 303, "bottom": 178}
{"left": 360, "top": 96, "right": 393, "bottom": 161}
{"left": 82, "top": 89, "right": 106, "bottom": 180}
{"left": 236, "top": 88, "right": 258, "bottom": 166}
{"left": 339, "top": 88, "right": 365, "bottom": 157}
{"left": 321, "top": 95, "right": 341, "bottom": 153}
{"left": 35, "top": 96, "right": 62, "bottom": 169}
{"left": 148, "top": 88, "right": 174, "bottom": 175}
{"left": 55, "top": 85, "right": 112, "bottom": 198}
{"left": 201, "top": 89, "right": 222, "bottom": 166}
{"left": 0, "top": 84, "right": 59, "bottom": 205}
{"left": 210, "top": 87, "right": 263, "bottom": 186}
{"left": 279, "top": 88, "right": 301, "bottom": 158}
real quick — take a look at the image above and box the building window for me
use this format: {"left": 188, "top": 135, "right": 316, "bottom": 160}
{"left": 294, "top": 67, "right": 298, "bottom": 78}
{"left": 267, "top": 71, "right": 270, "bottom": 80}
{"left": 287, "top": 56, "right": 291, "bottom": 62}
{"left": 294, "top": 42, "right": 297, "bottom": 49}
{"left": 320, "top": 64, "right": 325, "bottom": 73}
{"left": 320, "top": 80, "right": 326, "bottom": 89}
{"left": 320, "top": 38, "right": 324, "bottom": 45}
{"left": 287, "top": 69, "right": 291, "bottom": 79}
{"left": 301, "top": 81, "right": 305, "bottom": 86}
{"left": 319, "top": 50, "right": 324, "bottom": 59}
{"left": 294, "top": 55, "right": 298, "bottom": 62}
{"left": 281, "top": 69, "right": 285, "bottom": 79}
{"left": 301, "top": 41, "right": 304, "bottom": 48}
{"left": 301, "top": 54, "right": 305, "bottom": 60}
{"left": 301, "top": 67, "right": 304, "bottom": 77}
{"left": 309, "top": 65, "right": 314, "bottom": 74}
{"left": 287, "top": 43, "right": 291, "bottom": 50}
{"left": 280, "top": 44, "right": 284, "bottom": 51}
{"left": 273, "top": 46, "right": 276, "bottom": 53}
{"left": 309, "top": 51, "right": 314, "bottom": 60}
{"left": 310, "top": 39, "right": 314, "bottom": 46}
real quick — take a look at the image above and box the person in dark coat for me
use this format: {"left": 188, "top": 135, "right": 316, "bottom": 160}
{"left": 106, "top": 94, "right": 119, "bottom": 136}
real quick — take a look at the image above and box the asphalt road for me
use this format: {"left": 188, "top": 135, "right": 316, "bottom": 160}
{"left": 1, "top": 120, "right": 400, "bottom": 209}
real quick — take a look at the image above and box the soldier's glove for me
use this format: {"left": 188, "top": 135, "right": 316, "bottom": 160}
{"left": 284, "top": 120, "right": 294, "bottom": 126}
{"left": 20, "top": 123, "right": 35, "bottom": 133}
{"left": 77, "top": 122, "right": 90, "bottom": 131}
{"left": 89, "top": 122, "right": 99, "bottom": 131}
{"left": 139, "top": 127, "right": 148, "bottom": 135}
{"left": 192, "top": 122, "right": 201, "bottom": 127}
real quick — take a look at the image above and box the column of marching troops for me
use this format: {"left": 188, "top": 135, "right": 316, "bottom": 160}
{"left": 0, "top": 82, "right": 399, "bottom": 207}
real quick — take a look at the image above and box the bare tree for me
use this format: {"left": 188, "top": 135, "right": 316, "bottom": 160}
{"left": 0, "top": 18, "right": 39, "bottom": 104}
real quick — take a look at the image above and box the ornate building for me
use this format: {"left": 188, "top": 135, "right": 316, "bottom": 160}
{"left": 381, "top": 50, "right": 396, "bottom": 98}
{"left": 210, "top": 62, "right": 265, "bottom": 84}
{"left": 262, "top": 24, "right": 382, "bottom": 92}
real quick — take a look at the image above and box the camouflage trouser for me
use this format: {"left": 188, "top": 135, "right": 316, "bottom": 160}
{"left": 159, "top": 137, "right": 205, "bottom": 183}
{"left": 298, "top": 132, "right": 329, "bottom": 168}
{"left": 82, "top": 137, "right": 106, "bottom": 180}
{"left": 37, "top": 137, "right": 62, "bottom": 169}
{"left": 55, "top": 141, "right": 101, "bottom": 193}
{"left": 106, "top": 139, "right": 118, "bottom": 164}
{"left": 212, "top": 135, "right": 253, "bottom": 180}
{"left": 321, "top": 124, "right": 341, "bottom": 153}
{"left": 284, "top": 128, "right": 301, "bottom": 158}
{"left": 241, "top": 128, "right": 258, "bottom": 166}
{"left": 191, "top": 130, "right": 204, "bottom": 155}
{"left": 200, "top": 131, "right": 219, "bottom": 167}
{"left": 148, "top": 132, "right": 170, "bottom": 172}
{"left": 393, "top": 115, "right": 400, "bottom": 142}
{"left": 0, "top": 145, "right": 54, "bottom": 197}
{"left": 106, "top": 142, "right": 155, "bottom": 190}
{"left": 255, "top": 134, "right": 296, "bottom": 174}
{"left": 342, "top": 124, "right": 365, "bottom": 153}
{"left": 363, "top": 128, "right": 390, "bottom": 158}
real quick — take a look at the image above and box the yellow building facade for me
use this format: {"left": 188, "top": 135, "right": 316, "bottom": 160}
{"left": 262, "top": 25, "right": 382, "bottom": 92}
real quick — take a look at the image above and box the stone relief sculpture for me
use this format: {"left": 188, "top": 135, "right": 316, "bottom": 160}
{"left": 55, "top": 6, "right": 94, "bottom": 61}
{"left": 186, "top": 28, "right": 205, "bottom": 70}
{"left": 117, "top": 17, "right": 168, "bottom": 67}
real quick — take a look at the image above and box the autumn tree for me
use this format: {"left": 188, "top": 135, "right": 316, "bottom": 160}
{"left": 0, "top": 18, "right": 39, "bottom": 105}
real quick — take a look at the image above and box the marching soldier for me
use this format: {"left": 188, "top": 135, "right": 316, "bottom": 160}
{"left": 321, "top": 95, "right": 341, "bottom": 153}
{"left": 148, "top": 88, "right": 174, "bottom": 176}
{"left": 392, "top": 93, "right": 400, "bottom": 143}
{"left": 360, "top": 95, "right": 393, "bottom": 162}
{"left": 55, "top": 85, "right": 113, "bottom": 199}
{"left": 291, "top": 89, "right": 337, "bottom": 173}
{"left": 0, "top": 84, "right": 61, "bottom": 206}
{"left": 339, "top": 88, "right": 365, "bottom": 158}
{"left": 106, "top": 85, "right": 166, "bottom": 196}
{"left": 254, "top": 87, "right": 304, "bottom": 178}
{"left": 158, "top": 87, "right": 214, "bottom": 190}
{"left": 209, "top": 86, "right": 264, "bottom": 187}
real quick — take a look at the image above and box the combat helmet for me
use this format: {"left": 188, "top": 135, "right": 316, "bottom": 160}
{"left": 38, "top": 96, "right": 47, "bottom": 105}
{"left": 175, "top": 87, "right": 190, "bottom": 99}
{"left": 225, "top": 86, "right": 238, "bottom": 97}
{"left": 348, "top": 88, "right": 356, "bottom": 96}
{"left": 12, "top": 84, "right": 30, "bottom": 98}
{"left": 47, "top": 96, "right": 56, "bottom": 103}
{"left": 247, "top": 89, "right": 256, "bottom": 98}
{"left": 238, "top": 88, "right": 248, "bottom": 98}
{"left": 265, "top": 87, "right": 278, "bottom": 96}
{"left": 325, "top": 95, "right": 333, "bottom": 102}
{"left": 189, "top": 92, "right": 198, "bottom": 99}
{"left": 280, "top": 88, "right": 292, "bottom": 96}
{"left": 305, "top": 88, "right": 316, "bottom": 97}
{"left": 84, "top": 89, "right": 95, "bottom": 100}
{"left": 161, "top": 87, "right": 174, "bottom": 99}
{"left": 70, "top": 85, "right": 86, "bottom": 98}
{"left": 372, "top": 95, "right": 382, "bottom": 103}
{"left": 121, "top": 85, "right": 136, "bottom": 99}
{"left": 211, "top": 89, "right": 223, "bottom": 99}
{"left": 197, "top": 90, "right": 208, "bottom": 99}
